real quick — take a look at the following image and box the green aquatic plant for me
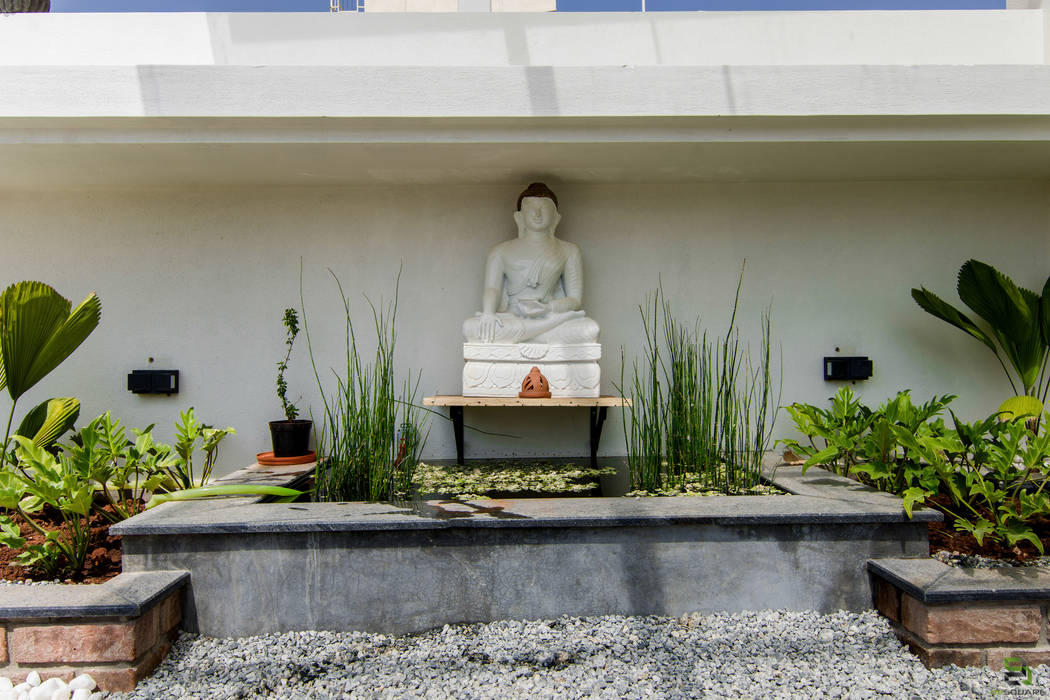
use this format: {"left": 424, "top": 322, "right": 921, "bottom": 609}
{"left": 413, "top": 460, "right": 616, "bottom": 499}
{"left": 619, "top": 265, "right": 779, "bottom": 495}
{"left": 305, "top": 269, "right": 427, "bottom": 502}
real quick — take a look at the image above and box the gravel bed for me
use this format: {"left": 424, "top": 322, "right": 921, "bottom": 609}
{"left": 111, "top": 610, "right": 1034, "bottom": 699}
{"left": 933, "top": 550, "right": 1050, "bottom": 569}
{"left": 0, "top": 580, "right": 62, "bottom": 586}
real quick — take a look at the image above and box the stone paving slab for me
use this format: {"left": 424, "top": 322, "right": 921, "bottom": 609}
{"left": 211, "top": 461, "right": 316, "bottom": 486}
{"left": 869, "top": 558, "right": 1050, "bottom": 603}
{"left": 112, "top": 494, "right": 937, "bottom": 535}
{"left": 0, "top": 571, "right": 188, "bottom": 619}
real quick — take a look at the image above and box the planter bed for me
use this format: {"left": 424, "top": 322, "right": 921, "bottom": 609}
{"left": 111, "top": 460, "right": 936, "bottom": 637}
{"left": 0, "top": 571, "right": 187, "bottom": 692}
{"left": 869, "top": 557, "right": 1050, "bottom": 669}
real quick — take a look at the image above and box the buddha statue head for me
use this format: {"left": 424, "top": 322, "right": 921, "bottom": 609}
{"left": 514, "top": 182, "right": 561, "bottom": 238}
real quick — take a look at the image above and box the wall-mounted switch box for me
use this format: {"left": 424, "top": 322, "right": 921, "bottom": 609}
{"left": 823, "top": 357, "right": 873, "bottom": 382}
{"left": 128, "top": 369, "right": 179, "bottom": 395}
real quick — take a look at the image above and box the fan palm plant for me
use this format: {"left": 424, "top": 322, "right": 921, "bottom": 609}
{"left": 0, "top": 282, "right": 101, "bottom": 469}
{"left": 912, "top": 260, "right": 1050, "bottom": 415}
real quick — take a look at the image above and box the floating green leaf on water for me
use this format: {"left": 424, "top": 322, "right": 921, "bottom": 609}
{"left": 624, "top": 463, "right": 784, "bottom": 497}
{"left": 412, "top": 460, "right": 616, "bottom": 498}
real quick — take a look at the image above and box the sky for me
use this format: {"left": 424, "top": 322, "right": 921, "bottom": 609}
{"left": 49, "top": 0, "right": 1007, "bottom": 11}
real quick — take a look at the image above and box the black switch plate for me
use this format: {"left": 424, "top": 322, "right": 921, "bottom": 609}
{"left": 823, "top": 357, "right": 873, "bottom": 381}
{"left": 128, "top": 369, "right": 179, "bottom": 395}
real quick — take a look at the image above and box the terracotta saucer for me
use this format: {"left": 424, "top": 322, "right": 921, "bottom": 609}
{"left": 256, "top": 451, "right": 316, "bottom": 466}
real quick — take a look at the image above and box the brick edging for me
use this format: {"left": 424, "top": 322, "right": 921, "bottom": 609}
{"left": 0, "top": 571, "right": 189, "bottom": 692}
{"left": 869, "top": 558, "right": 1050, "bottom": 668}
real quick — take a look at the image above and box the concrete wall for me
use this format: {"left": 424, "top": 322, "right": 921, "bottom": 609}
{"left": 0, "top": 11, "right": 1043, "bottom": 66}
{"left": 116, "top": 465, "right": 935, "bottom": 635}
{"left": 2, "top": 180, "right": 1046, "bottom": 472}
{"left": 3, "top": 11, "right": 1048, "bottom": 473}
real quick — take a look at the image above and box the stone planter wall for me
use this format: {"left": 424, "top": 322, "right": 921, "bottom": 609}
{"left": 113, "top": 463, "right": 938, "bottom": 637}
{"left": 0, "top": 571, "right": 188, "bottom": 692}
{"left": 869, "top": 558, "right": 1050, "bottom": 668}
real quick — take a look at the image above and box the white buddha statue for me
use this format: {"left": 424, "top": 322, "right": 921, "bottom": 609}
{"left": 462, "top": 183, "right": 601, "bottom": 397}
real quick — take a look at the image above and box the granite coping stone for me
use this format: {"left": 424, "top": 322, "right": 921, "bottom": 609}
{"left": 868, "top": 558, "right": 1050, "bottom": 604}
{"left": 0, "top": 570, "right": 189, "bottom": 620}
{"left": 111, "top": 463, "right": 939, "bottom": 536}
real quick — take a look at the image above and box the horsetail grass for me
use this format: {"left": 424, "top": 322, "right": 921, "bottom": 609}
{"left": 303, "top": 267, "right": 427, "bottom": 503}
{"left": 619, "top": 263, "right": 780, "bottom": 495}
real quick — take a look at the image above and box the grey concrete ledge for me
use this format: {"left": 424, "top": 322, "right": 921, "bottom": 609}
{"left": 868, "top": 558, "right": 1050, "bottom": 604}
{"left": 8, "top": 65, "right": 1050, "bottom": 120}
{"left": 112, "top": 464, "right": 939, "bottom": 537}
{"left": 0, "top": 570, "right": 189, "bottom": 620}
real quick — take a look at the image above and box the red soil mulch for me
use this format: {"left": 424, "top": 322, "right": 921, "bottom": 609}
{"left": 0, "top": 506, "right": 122, "bottom": 584}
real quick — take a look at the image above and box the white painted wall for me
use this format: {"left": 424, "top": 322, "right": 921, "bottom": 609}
{"left": 0, "top": 11, "right": 1043, "bottom": 67}
{"left": 1, "top": 181, "right": 1045, "bottom": 474}
{"left": 2, "top": 11, "right": 1048, "bottom": 475}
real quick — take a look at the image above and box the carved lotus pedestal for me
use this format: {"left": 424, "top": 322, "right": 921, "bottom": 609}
{"left": 462, "top": 343, "right": 600, "bottom": 398}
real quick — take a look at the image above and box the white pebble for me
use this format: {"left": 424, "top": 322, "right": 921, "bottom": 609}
{"left": 0, "top": 690, "right": 14, "bottom": 700}
{"left": 70, "top": 690, "right": 90, "bottom": 700}
{"left": 23, "top": 674, "right": 38, "bottom": 689}
{"left": 50, "top": 688, "right": 70, "bottom": 700}
{"left": 64, "top": 678, "right": 93, "bottom": 693}
{"left": 0, "top": 679, "right": 11, "bottom": 691}
{"left": 27, "top": 679, "right": 58, "bottom": 700}
{"left": 12, "top": 684, "right": 28, "bottom": 694}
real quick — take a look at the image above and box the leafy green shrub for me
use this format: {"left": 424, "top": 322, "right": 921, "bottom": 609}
{"left": 619, "top": 266, "right": 779, "bottom": 495}
{"left": 0, "top": 409, "right": 294, "bottom": 579}
{"left": 917, "top": 413, "right": 1050, "bottom": 553}
{"left": 63, "top": 412, "right": 172, "bottom": 523}
{"left": 781, "top": 389, "right": 1050, "bottom": 554}
{"left": 781, "top": 388, "right": 954, "bottom": 487}
{"left": 0, "top": 437, "right": 94, "bottom": 579}
{"left": 168, "top": 408, "right": 235, "bottom": 490}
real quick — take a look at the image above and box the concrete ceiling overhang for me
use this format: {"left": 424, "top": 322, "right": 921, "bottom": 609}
{"left": 4, "top": 65, "right": 1050, "bottom": 189}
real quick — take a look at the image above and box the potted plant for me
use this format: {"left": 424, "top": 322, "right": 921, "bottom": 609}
{"left": 269, "top": 308, "right": 312, "bottom": 458}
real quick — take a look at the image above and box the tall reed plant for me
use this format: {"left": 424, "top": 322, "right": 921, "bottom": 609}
{"left": 619, "top": 265, "right": 779, "bottom": 494}
{"left": 304, "top": 269, "right": 426, "bottom": 502}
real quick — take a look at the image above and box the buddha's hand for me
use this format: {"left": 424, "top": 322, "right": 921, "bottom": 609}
{"left": 478, "top": 312, "right": 502, "bottom": 343}
{"left": 515, "top": 300, "right": 550, "bottom": 318}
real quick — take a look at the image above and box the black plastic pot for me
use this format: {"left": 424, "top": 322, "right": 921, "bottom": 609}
{"left": 269, "top": 419, "right": 312, "bottom": 458}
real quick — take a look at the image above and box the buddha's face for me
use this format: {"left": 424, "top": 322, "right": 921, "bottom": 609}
{"left": 519, "top": 196, "right": 557, "bottom": 233}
